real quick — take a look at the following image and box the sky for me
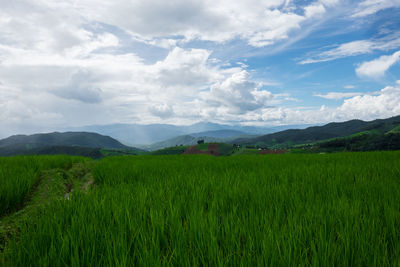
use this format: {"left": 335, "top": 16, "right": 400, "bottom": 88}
{"left": 1, "top": 0, "right": 400, "bottom": 137}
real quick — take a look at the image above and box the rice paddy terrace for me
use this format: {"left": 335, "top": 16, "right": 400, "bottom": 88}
{"left": 1, "top": 152, "right": 400, "bottom": 266}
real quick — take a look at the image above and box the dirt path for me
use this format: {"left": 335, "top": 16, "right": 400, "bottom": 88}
{"left": 182, "top": 145, "right": 202, "bottom": 154}
{"left": 259, "top": 149, "right": 286, "bottom": 154}
{"left": 82, "top": 174, "right": 95, "bottom": 192}
{"left": 208, "top": 143, "right": 219, "bottom": 156}
{"left": 64, "top": 162, "right": 95, "bottom": 198}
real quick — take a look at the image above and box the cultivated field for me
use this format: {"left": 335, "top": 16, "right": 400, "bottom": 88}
{"left": 1, "top": 152, "right": 400, "bottom": 265}
{"left": 0, "top": 155, "right": 85, "bottom": 216}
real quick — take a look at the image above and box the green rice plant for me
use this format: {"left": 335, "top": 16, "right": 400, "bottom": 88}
{"left": 3, "top": 152, "right": 400, "bottom": 265}
{"left": 0, "top": 155, "right": 85, "bottom": 216}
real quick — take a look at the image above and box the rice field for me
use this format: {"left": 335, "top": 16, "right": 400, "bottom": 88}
{"left": 0, "top": 155, "right": 85, "bottom": 216}
{"left": 2, "top": 152, "right": 400, "bottom": 265}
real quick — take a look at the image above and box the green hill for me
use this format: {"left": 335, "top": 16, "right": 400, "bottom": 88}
{"left": 0, "top": 132, "right": 145, "bottom": 157}
{"left": 150, "top": 146, "right": 189, "bottom": 155}
{"left": 387, "top": 125, "right": 400, "bottom": 134}
{"left": 234, "top": 115, "right": 400, "bottom": 149}
{"left": 317, "top": 126, "right": 400, "bottom": 152}
{"left": 0, "top": 132, "right": 130, "bottom": 149}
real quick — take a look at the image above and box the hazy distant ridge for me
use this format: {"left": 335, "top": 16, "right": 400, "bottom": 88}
{"left": 68, "top": 122, "right": 309, "bottom": 145}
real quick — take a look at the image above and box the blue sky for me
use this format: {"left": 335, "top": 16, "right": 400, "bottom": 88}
{"left": 0, "top": 0, "right": 400, "bottom": 137}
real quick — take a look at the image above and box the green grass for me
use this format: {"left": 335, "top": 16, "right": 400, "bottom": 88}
{"left": 233, "top": 147, "right": 260, "bottom": 155}
{"left": 0, "top": 155, "right": 85, "bottom": 216}
{"left": 388, "top": 125, "right": 400, "bottom": 134}
{"left": 196, "top": 143, "right": 209, "bottom": 151}
{"left": 2, "top": 152, "right": 400, "bottom": 265}
{"left": 216, "top": 143, "right": 234, "bottom": 155}
{"left": 348, "top": 130, "right": 380, "bottom": 138}
{"left": 0, "top": 158, "right": 94, "bottom": 254}
{"left": 100, "top": 148, "right": 147, "bottom": 156}
{"left": 151, "top": 146, "right": 189, "bottom": 155}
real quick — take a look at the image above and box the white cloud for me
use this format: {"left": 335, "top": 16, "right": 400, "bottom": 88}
{"left": 189, "top": 81, "right": 400, "bottom": 124}
{"left": 0, "top": 40, "right": 279, "bottom": 136}
{"left": 0, "top": 0, "right": 340, "bottom": 137}
{"left": 0, "top": 0, "right": 89, "bottom": 53}
{"left": 356, "top": 50, "right": 400, "bottom": 78}
{"left": 76, "top": 0, "right": 333, "bottom": 47}
{"left": 304, "top": 4, "right": 326, "bottom": 18}
{"left": 314, "top": 92, "right": 362, "bottom": 100}
{"left": 300, "top": 33, "right": 400, "bottom": 64}
{"left": 148, "top": 104, "right": 174, "bottom": 118}
{"left": 52, "top": 70, "right": 103, "bottom": 103}
{"left": 246, "top": 10, "right": 305, "bottom": 47}
{"left": 319, "top": 0, "right": 340, "bottom": 7}
{"left": 152, "top": 47, "right": 218, "bottom": 89}
{"left": 3, "top": 0, "right": 320, "bottom": 56}
{"left": 301, "top": 40, "right": 373, "bottom": 64}
{"left": 282, "top": 82, "right": 400, "bottom": 124}
{"left": 206, "top": 81, "right": 400, "bottom": 126}
{"left": 344, "top": 85, "right": 355, "bottom": 89}
{"left": 337, "top": 82, "right": 400, "bottom": 119}
{"left": 1, "top": 0, "right": 399, "bottom": 139}
{"left": 352, "top": 0, "right": 400, "bottom": 18}
{"left": 203, "top": 70, "right": 273, "bottom": 114}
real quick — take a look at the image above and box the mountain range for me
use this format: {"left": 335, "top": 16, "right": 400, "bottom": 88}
{"left": 66, "top": 122, "right": 309, "bottom": 146}
{"left": 1, "top": 115, "right": 399, "bottom": 157}
{"left": 141, "top": 130, "right": 258, "bottom": 151}
{"left": 233, "top": 115, "right": 400, "bottom": 149}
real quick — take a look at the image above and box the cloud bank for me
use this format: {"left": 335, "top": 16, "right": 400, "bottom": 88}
{"left": 0, "top": 0, "right": 399, "bottom": 138}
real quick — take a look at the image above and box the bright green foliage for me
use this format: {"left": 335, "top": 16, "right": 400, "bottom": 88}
{"left": 4, "top": 152, "right": 400, "bottom": 265}
{"left": 388, "top": 125, "right": 400, "bottom": 134}
{"left": 233, "top": 147, "right": 260, "bottom": 155}
{"left": 196, "top": 143, "right": 209, "bottom": 151}
{"left": 0, "top": 155, "right": 85, "bottom": 216}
